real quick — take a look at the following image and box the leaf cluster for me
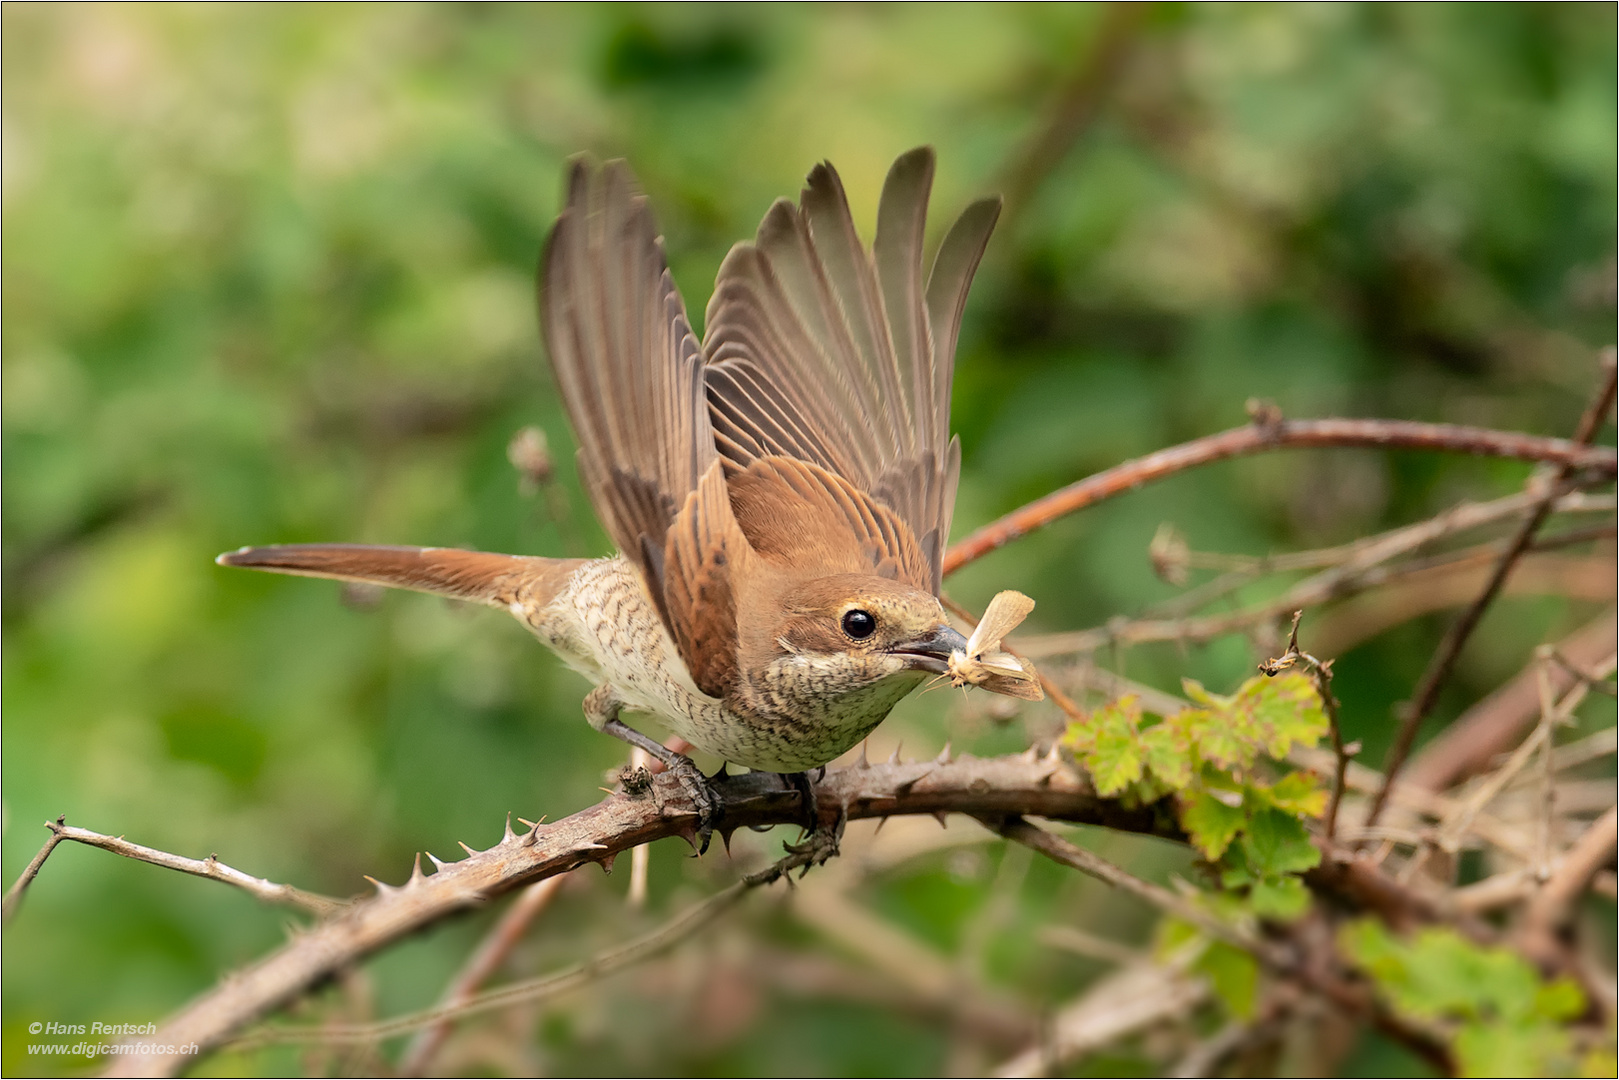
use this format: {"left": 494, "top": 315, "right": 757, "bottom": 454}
{"left": 1340, "top": 920, "right": 1601, "bottom": 1078}
{"left": 1062, "top": 673, "right": 1329, "bottom": 919}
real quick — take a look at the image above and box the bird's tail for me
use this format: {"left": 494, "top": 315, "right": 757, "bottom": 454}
{"left": 216, "top": 544, "right": 586, "bottom": 610}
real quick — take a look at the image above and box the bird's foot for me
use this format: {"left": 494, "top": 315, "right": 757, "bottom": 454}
{"left": 665, "top": 754, "right": 725, "bottom": 855}
{"left": 600, "top": 716, "right": 724, "bottom": 854}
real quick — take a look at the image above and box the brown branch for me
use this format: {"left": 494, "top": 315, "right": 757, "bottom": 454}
{"left": 1519, "top": 808, "right": 1619, "bottom": 972}
{"left": 1368, "top": 355, "right": 1618, "bottom": 828}
{"left": 5, "top": 819, "right": 342, "bottom": 921}
{"left": 944, "top": 415, "right": 1618, "bottom": 576}
{"left": 1, "top": 819, "right": 66, "bottom": 927}
{"left": 100, "top": 750, "right": 1170, "bottom": 1077}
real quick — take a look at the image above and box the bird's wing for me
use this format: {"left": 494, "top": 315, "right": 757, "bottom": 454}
{"left": 540, "top": 158, "right": 750, "bottom": 698}
{"left": 702, "top": 147, "right": 1000, "bottom": 594}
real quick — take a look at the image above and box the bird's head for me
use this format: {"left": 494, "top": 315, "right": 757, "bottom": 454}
{"left": 743, "top": 573, "right": 966, "bottom": 708}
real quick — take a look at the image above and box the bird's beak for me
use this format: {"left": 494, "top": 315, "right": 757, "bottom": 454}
{"left": 889, "top": 624, "right": 969, "bottom": 675}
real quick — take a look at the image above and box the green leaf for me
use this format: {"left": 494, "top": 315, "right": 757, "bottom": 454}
{"left": 1087, "top": 730, "right": 1143, "bottom": 796}
{"left": 1191, "top": 715, "right": 1249, "bottom": 770}
{"left": 1181, "top": 791, "right": 1246, "bottom": 860}
{"left": 1456, "top": 1021, "right": 1570, "bottom": 1079}
{"left": 1139, "top": 721, "right": 1193, "bottom": 790}
{"left": 1239, "top": 807, "right": 1320, "bottom": 877}
{"left": 1533, "top": 978, "right": 1586, "bottom": 1022}
{"left": 1256, "top": 770, "right": 1329, "bottom": 818}
{"left": 1078, "top": 697, "right": 1145, "bottom": 795}
{"left": 1240, "top": 672, "right": 1329, "bottom": 757}
{"left": 1194, "top": 941, "right": 1259, "bottom": 1020}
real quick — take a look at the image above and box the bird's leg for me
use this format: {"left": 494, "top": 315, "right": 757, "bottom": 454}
{"left": 779, "top": 769, "right": 842, "bottom": 868}
{"left": 584, "top": 684, "right": 723, "bottom": 853}
{"left": 781, "top": 771, "right": 819, "bottom": 834}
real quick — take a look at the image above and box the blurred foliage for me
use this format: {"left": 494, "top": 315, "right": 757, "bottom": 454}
{"left": 2, "top": 4, "right": 1614, "bottom": 1076}
{"left": 1339, "top": 921, "right": 1590, "bottom": 1078}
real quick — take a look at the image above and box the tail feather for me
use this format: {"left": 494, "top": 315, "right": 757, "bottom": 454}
{"left": 216, "top": 544, "right": 584, "bottom": 609}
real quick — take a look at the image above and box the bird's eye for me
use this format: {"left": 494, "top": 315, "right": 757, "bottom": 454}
{"left": 841, "top": 609, "right": 877, "bottom": 640}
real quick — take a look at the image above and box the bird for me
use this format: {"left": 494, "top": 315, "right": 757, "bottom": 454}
{"left": 218, "top": 146, "right": 1014, "bottom": 846}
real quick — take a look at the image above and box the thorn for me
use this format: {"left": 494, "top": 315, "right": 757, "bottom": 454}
{"left": 936, "top": 742, "right": 953, "bottom": 765}
{"left": 893, "top": 768, "right": 934, "bottom": 796}
{"left": 576, "top": 842, "right": 608, "bottom": 852}
{"left": 720, "top": 828, "right": 736, "bottom": 856}
{"left": 674, "top": 825, "right": 699, "bottom": 852}
{"left": 408, "top": 854, "right": 425, "bottom": 885}
{"left": 502, "top": 814, "right": 517, "bottom": 842}
{"left": 426, "top": 852, "right": 448, "bottom": 871}
{"left": 857, "top": 741, "right": 870, "bottom": 769}
{"left": 932, "top": 811, "right": 949, "bottom": 828}
{"left": 873, "top": 815, "right": 889, "bottom": 835}
{"left": 517, "top": 816, "right": 540, "bottom": 829}
{"left": 597, "top": 852, "right": 617, "bottom": 874}
{"left": 364, "top": 875, "right": 398, "bottom": 897}
{"left": 887, "top": 742, "right": 902, "bottom": 766}
{"left": 458, "top": 841, "right": 478, "bottom": 858}
{"left": 1020, "top": 743, "right": 1040, "bottom": 763}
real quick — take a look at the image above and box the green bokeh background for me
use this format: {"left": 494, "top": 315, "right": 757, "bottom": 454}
{"left": 3, "top": 5, "right": 1613, "bottom": 1076}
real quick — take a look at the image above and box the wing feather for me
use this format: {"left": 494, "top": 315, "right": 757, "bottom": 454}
{"left": 703, "top": 147, "right": 999, "bottom": 593}
{"left": 539, "top": 157, "right": 746, "bottom": 697}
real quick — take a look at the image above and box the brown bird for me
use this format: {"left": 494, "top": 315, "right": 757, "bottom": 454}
{"left": 219, "top": 147, "right": 1011, "bottom": 843}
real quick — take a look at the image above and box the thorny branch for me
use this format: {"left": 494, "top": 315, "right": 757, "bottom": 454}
{"left": 4, "top": 819, "right": 343, "bottom": 922}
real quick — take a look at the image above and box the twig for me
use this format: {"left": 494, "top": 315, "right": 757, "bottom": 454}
{"left": 1146, "top": 493, "right": 1614, "bottom": 621}
{"left": 397, "top": 873, "right": 568, "bottom": 1076}
{"left": 1367, "top": 354, "right": 1618, "bottom": 829}
{"left": 1259, "top": 612, "right": 1351, "bottom": 840}
{"left": 1037, "top": 924, "right": 1144, "bottom": 967}
{"left": 5, "top": 819, "right": 342, "bottom": 921}
{"left": 234, "top": 872, "right": 761, "bottom": 1049}
{"left": 1, "top": 820, "right": 66, "bottom": 926}
{"left": 943, "top": 414, "right": 1618, "bottom": 576}
{"left": 991, "top": 959, "right": 1208, "bottom": 1078}
{"left": 1434, "top": 673, "right": 1599, "bottom": 854}
{"left": 1016, "top": 500, "right": 1612, "bottom": 658}
{"left": 1404, "top": 611, "right": 1616, "bottom": 792}
{"left": 1519, "top": 808, "right": 1619, "bottom": 971}
{"left": 988, "top": 816, "right": 1280, "bottom": 964}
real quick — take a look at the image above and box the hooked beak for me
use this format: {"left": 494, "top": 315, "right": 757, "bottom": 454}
{"left": 889, "top": 624, "right": 969, "bottom": 675}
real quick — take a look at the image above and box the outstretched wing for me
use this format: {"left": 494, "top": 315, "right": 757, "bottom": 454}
{"left": 702, "top": 147, "right": 1000, "bottom": 594}
{"left": 539, "top": 158, "right": 750, "bottom": 698}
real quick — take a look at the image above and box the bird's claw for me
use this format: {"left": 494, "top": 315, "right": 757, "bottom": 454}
{"left": 779, "top": 771, "right": 841, "bottom": 874}
{"left": 783, "top": 810, "right": 845, "bottom": 875}
{"left": 666, "top": 754, "right": 724, "bottom": 854}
